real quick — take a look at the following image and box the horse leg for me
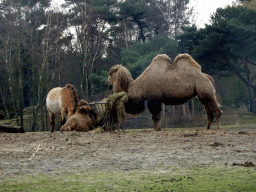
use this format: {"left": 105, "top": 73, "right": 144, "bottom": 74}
{"left": 60, "top": 108, "right": 68, "bottom": 126}
{"left": 147, "top": 99, "right": 162, "bottom": 131}
{"left": 60, "top": 114, "right": 66, "bottom": 126}
{"left": 48, "top": 110, "right": 55, "bottom": 132}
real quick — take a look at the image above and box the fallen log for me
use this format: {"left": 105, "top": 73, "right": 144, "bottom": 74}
{"left": 0, "top": 112, "right": 5, "bottom": 120}
{"left": 0, "top": 123, "right": 25, "bottom": 133}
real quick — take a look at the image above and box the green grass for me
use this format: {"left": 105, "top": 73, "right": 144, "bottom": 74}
{"left": 1, "top": 166, "right": 256, "bottom": 191}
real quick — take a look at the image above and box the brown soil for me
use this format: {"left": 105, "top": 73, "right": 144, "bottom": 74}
{"left": 0, "top": 127, "right": 256, "bottom": 177}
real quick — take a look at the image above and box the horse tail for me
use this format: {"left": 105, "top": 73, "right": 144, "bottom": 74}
{"left": 66, "top": 84, "right": 79, "bottom": 110}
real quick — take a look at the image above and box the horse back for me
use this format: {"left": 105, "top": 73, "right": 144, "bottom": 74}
{"left": 46, "top": 87, "right": 62, "bottom": 114}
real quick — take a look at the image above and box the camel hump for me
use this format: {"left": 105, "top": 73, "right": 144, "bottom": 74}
{"left": 152, "top": 54, "right": 172, "bottom": 64}
{"left": 173, "top": 53, "right": 201, "bottom": 70}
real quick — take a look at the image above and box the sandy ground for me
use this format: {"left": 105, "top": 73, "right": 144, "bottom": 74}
{"left": 0, "top": 127, "right": 256, "bottom": 178}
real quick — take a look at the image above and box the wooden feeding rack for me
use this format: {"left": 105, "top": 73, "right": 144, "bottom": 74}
{"left": 89, "top": 102, "right": 120, "bottom": 131}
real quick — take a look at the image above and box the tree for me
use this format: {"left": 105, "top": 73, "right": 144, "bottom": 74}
{"left": 64, "top": 0, "right": 111, "bottom": 99}
{"left": 120, "top": 35, "right": 178, "bottom": 77}
{"left": 0, "top": 0, "right": 70, "bottom": 130}
{"left": 89, "top": 70, "right": 109, "bottom": 96}
{"left": 239, "top": 0, "right": 256, "bottom": 10}
{"left": 147, "top": 0, "right": 192, "bottom": 38}
{"left": 0, "top": 0, "right": 52, "bottom": 125}
{"left": 177, "top": 25, "right": 199, "bottom": 53}
{"left": 178, "top": 5, "right": 256, "bottom": 113}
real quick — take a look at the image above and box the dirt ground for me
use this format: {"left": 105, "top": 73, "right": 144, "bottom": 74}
{"left": 0, "top": 127, "right": 256, "bottom": 178}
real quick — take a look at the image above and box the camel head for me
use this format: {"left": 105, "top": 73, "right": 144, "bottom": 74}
{"left": 77, "top": 105, "right": 94, "bottom": 115}
{"left": 60, "top": 125, "right": 72, "bottom": 132}
{"left": 78, "top": 99, "right": 89, "bottom": 107}
{"left": 106, "top": 64, "right": 133, "bottom": 93}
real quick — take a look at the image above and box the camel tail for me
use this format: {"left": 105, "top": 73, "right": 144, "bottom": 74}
{"left": 204, "top": 73, "right": 216, "bottom": 89}
{"left": 66, "top": 84, "right": 79, "bottom": 109}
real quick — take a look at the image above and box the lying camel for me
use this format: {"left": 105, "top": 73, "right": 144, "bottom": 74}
{"left": 60, "top": 100, "right": 98, "bottom": 132}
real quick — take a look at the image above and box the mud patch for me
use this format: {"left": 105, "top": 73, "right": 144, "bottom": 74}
{"left": 233, "top": 161, "right": 255, "bottom": 167}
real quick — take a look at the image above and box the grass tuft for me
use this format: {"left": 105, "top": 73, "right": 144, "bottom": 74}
{"left": 1, "top": 167, "right": 256, "bottom": 191}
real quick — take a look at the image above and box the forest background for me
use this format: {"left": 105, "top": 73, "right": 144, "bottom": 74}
{"left": 0, "top": 0, "right": 256, "bottom": 131}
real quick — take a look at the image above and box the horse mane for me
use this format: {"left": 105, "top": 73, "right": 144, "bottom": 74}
{"left": 173, "top": 53, "right": 201, "bottom": 70}
{"left": 113, "top": 65, "right": 133, "bottom": 93}
{"left": 65, "top": 84, "right": 79, "bottom": 109}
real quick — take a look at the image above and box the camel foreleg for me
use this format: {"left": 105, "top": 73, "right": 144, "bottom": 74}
{"left": 212, "top": 105, "right": 222, "bottom": 130}
{"left": 205, "top": 106, "right": 214, "bottom": 130}
{"left": 147, "top": 99, "right": 162, "bottom": 131}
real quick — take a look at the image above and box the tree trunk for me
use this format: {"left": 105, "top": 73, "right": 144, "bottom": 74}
{"left": 31, "top": 106, "right": 37, "bottom": 132}
{"left": 247, "top": 85, "right": 256, "bottom": 114}
{"left": 18, "top": 43, "right": 23, "bottom": 127}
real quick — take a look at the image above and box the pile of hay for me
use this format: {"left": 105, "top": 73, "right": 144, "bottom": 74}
{"left": 96, "top": 92, "right": 128, "bottom": 130}
{"left": 106, "top": 92, "right": 128, "bottom": 123}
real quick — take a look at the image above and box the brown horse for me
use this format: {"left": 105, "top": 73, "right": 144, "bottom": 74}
{"left": 46, "top": 84, "right": 79, "bottom": 132}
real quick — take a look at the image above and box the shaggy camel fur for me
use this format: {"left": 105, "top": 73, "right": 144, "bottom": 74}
{"left": 60, "top": 101, "right": 98, "bottom": 132}
{"left": 46, "top": 84, "right": 79, "bottom": 132}
{"left": 106, "top": 53, "right": 223, "bottom": 131}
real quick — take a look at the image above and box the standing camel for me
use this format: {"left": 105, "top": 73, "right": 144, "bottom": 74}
{"left": 106, "top": 53, "right": 222, "bottom": 131}
{"left": 46, "top": 84, "right": 79, "bottom": 132}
